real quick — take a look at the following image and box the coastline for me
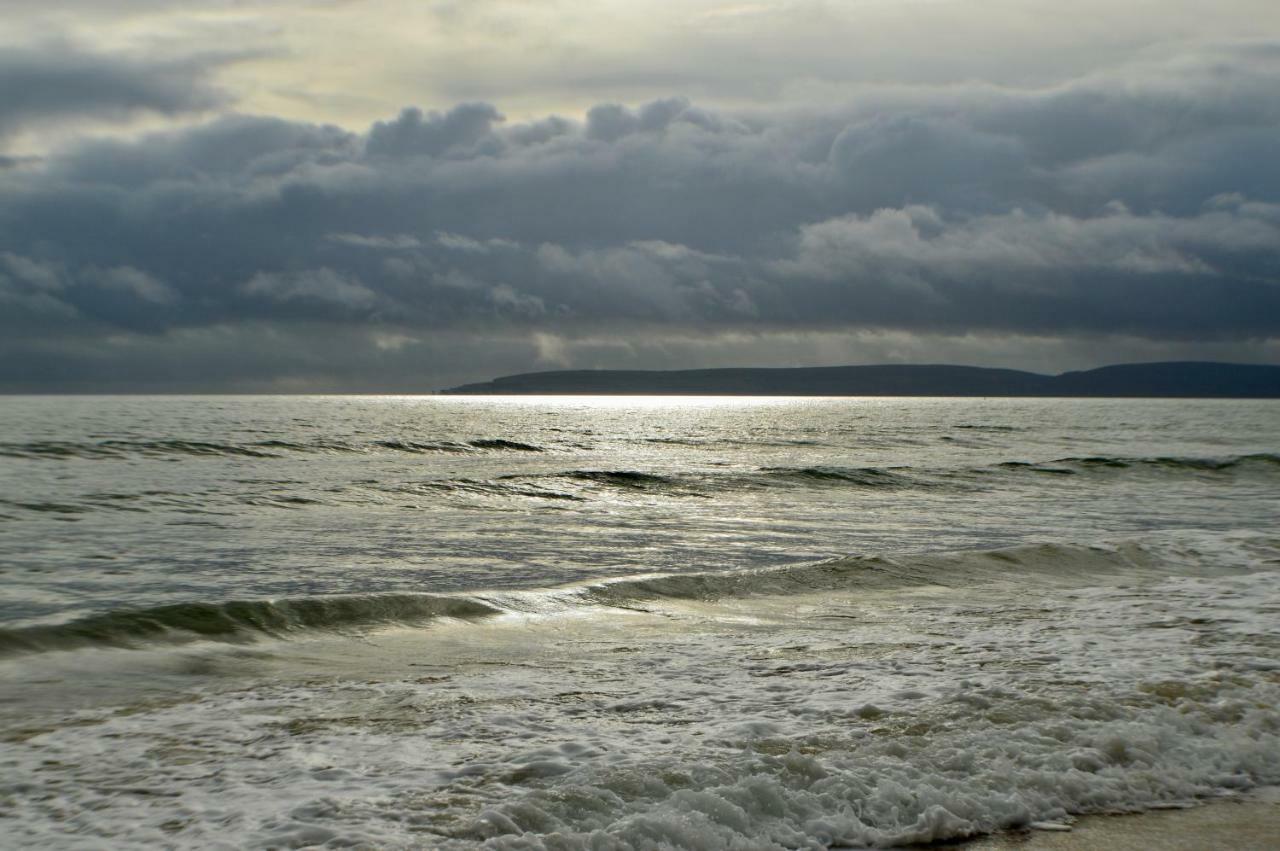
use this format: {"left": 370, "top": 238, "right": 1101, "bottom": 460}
{"left": 938, "top": 788, "right": 1280, "bottom": 850}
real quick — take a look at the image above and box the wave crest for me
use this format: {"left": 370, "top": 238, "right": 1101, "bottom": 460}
{"left": 0, "top": 594, "right": 501, "bottom": 657}
{"left": 9, "top": 532, "right": 1272, "bottom": 658}
{"left": 0, "top": 436, "right": 547, "bottom": 460}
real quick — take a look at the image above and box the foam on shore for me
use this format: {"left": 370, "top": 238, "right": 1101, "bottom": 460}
{"left": 2, "top": 529, "right": 1277, "bottom": 848}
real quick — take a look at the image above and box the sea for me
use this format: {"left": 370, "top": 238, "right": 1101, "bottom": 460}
{"left": 0, "top": 395, "right": 1277, "bottom": 849}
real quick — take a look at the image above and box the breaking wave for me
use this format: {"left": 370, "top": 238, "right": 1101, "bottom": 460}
{"left": 6, "top": 533, "right": 1271, "bottom": 658}
{"left": 0, "top": 594, "right": 502, "bottom": 656}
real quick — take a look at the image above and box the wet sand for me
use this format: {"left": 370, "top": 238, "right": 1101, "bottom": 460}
{"left": 952, "top": 789, "right": 1280, "bottom": 850}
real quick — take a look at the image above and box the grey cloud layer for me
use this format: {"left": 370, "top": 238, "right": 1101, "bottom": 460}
{"left": 0, "top": 42, "right": 236, "bottom": 142}
{"left": 2, "top": 42, "right": 1278, "bottom": 389}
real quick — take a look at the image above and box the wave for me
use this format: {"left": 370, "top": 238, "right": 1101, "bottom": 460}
{"left": 373, "top": 439, "right": 542, "bottom": 453}
{"left": 3, "top": 436, "right": 1271, "bottom": 484}
{"left": 0, "top": 436, "right": 547, "bottom": 460}
{"left": 641, "top": 437, "right": 828, "bottom": 448}
{"left": 0, "top": 594, "right": 502, "bottom": 656}
{"left": 0, "top": 464, "right": 932, "bottom": 519}
{"left": 4, "top": 452, "right": 1274, "bottom": 518}
{"left": 993, "top": 453, "right": 1280, "bottom": 476}
{"left": 0, "top": 439, "right": 282, "bottom": 460}
{"left": 502, "top": 453, "right": 1280, "bottom": 496}
{"left": 1062, "top": 453, "right": 1280, "bottom": 471}
{"left": 365, "top": 467, "right": 924, "bottom": 505}
{"left": 757, "top": 465, "right": 919, "bottom": 488}
{"left": 562, "top": 470, "right": 677, "bottom": 488}
{"left": 571, "top": 539, "right": 1182, "bottom": 609}
{"left": 467, "top": 439, "right": 543, "bottom": 452}
{"left": 6, "top": 532, "right": 1272, "bottom": 658}
{"left": 396, "top": 478, "right": 585, "bottom": 502}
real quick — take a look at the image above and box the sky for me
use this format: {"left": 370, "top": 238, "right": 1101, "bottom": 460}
{"left": 2, "top": 1, "right": 1279, "bottom": 391}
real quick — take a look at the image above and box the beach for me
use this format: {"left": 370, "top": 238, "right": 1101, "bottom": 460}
{"left": 2, "top": 396, "right": 1277, "bottom": 847}
{"left": 956, "top": 789, "right": 1280, "bottom": 850}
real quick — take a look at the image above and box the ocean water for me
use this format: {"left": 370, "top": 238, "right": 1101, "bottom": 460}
{"left": 0, "top": 395, "right": 1277, "bottom": 848}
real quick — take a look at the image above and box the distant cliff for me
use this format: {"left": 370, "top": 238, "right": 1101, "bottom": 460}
{"left": 442, "top": 362, "right": 1280, "bottom": 397}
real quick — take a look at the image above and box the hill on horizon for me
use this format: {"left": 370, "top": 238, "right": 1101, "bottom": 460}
{"left": 441, "top": 361, "right": 1280, "bottom": 398}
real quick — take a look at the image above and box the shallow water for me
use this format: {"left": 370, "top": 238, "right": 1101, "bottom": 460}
{"left": 0, "top": 396, "right": 1277, "bottom": 847}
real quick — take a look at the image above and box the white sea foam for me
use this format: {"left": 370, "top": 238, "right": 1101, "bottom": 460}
{"left": 2, "top": 529, "right": 1277, "bottom": 848}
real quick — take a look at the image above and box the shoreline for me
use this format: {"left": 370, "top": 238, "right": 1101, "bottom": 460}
{"left": 932, "top": 788, "right": 1280, "bottom": 850}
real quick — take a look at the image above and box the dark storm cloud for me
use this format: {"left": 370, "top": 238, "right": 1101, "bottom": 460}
{"left": 1, "top": 42, "right": 1278, "bottom": 390}
{"left": 0, "top": 42, "right": 237, "bottom": 141}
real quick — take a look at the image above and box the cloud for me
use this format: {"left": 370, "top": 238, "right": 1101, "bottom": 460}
{"left": 90, "top": 265, "right": 178, "bottom": 304}
{"left": 242, "top": 268, "right": 380, "bottom": 311}
{"left": 436, "top": 233, "right": 519, "bottom": 253}
{"left": 366, "top": 103, "right": 505, "bottom": 157}
{"left": 0, "top": 41, "right": 1278, "bottom": 389}
{"left": 328, "top": 233, "right": 422, "bottom": 250}
{"left": 288, "top": 0, "right": 1279, "bottom": 118}
{"left": 772, "top": 201, "right": 1280, "bottom": 337}
{"left": 1, "top": 252, "right": 65, "bottom": 292}
{"left": 0, "top": 253, "right": 78, "bottom": 323}
{"left": 0, "top": 41, "right": 239, "bottom": 144}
